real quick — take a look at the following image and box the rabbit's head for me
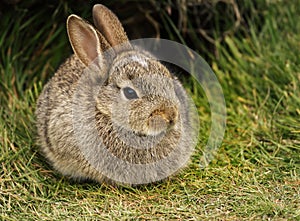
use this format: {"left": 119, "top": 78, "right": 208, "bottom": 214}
{"left": 68, "top": 5, "right": 182, "bottom": 137}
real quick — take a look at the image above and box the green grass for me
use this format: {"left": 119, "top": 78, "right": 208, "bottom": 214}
{"left": 1, "top": 1, "right": 299, "bottom": 220}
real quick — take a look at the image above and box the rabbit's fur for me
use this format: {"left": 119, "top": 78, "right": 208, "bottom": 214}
{"left": 36, "top": 4, "right": 196, "bottom": 185}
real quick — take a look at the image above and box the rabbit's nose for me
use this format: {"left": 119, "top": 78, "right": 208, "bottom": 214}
{"left": 151, "top": 105, "right": 178, "bottom": 126}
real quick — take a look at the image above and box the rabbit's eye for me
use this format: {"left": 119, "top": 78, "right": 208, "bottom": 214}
{"left": 123, "top": 87, "right": 138, "bottom": 100}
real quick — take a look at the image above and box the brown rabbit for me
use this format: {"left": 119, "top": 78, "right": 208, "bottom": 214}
{"left": 35, "top": 4, "right": 198, "bottom": 185}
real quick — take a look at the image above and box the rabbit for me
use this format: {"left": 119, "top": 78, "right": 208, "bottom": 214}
{"left": 35, "top": 4, "right": 197, "bottom": 185}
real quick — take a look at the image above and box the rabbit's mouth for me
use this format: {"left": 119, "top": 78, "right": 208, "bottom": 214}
{"left": 146, "top": 115, "right": 169, "bottom": 136}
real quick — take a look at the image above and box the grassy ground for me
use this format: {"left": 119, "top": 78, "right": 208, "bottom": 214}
{"left": 1, "top": 1, "right": 299, "bottom": 220}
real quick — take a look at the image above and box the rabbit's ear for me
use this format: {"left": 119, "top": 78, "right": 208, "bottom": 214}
{"left": 92, "top": 4, "right": 132, "bottom": 51}
{"left": 67, "top": 15, "right": 110, "bottom": 66}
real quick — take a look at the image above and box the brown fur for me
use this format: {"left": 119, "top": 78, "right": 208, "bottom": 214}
{"left": 35, "top": 4, "right": 196, "bottom": 185}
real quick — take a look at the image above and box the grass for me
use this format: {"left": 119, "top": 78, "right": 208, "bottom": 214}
{"left": 1, "top": 0, "right": 299, "bottom": 220}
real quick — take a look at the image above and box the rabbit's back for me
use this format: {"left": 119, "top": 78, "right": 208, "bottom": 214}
{"left": 35, "top": 55, "right": 100, "bottom": 180}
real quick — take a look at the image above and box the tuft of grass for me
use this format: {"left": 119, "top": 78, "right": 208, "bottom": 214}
{"left": 1, "top": 0, "right": 299, "bottom": 220}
